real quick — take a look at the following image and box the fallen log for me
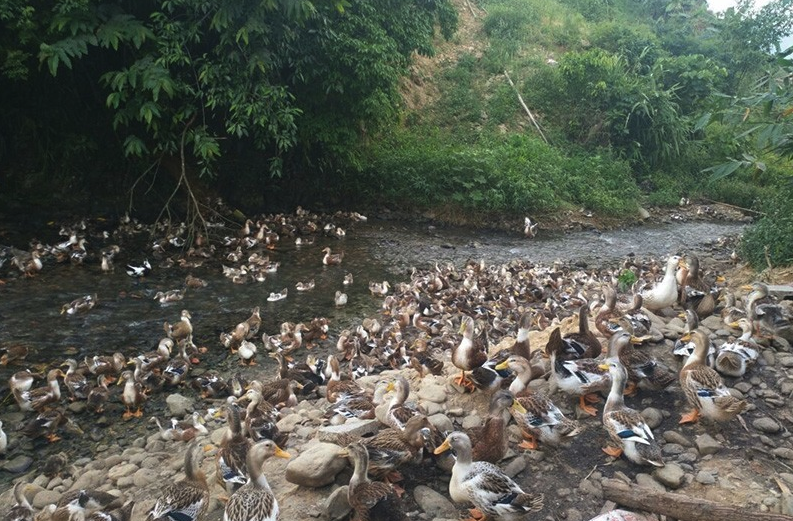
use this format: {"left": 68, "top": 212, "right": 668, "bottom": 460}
{"left": 602, "top": 479, "right": 793, "bottom": 521}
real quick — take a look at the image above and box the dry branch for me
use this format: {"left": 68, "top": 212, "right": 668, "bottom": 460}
{"left": 503, "top": 70, "right": 548, "bottom": 144}
{"left": 602, "top": 478, "right": 793, "bottom": 521}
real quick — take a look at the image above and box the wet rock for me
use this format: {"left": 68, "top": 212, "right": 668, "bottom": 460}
{"left": 654, "top": 463, "right": 684, "bottom": 489}
{"left": 695, "top": 434, "right": 721, "bottom": 455}
{"left": 32, "top": 490, "right": 61, "bottom": 509}
{"left": 322, "top": 486, "right": 351, "bottom": 521}
{"left": 285, "top": 443, "right": 348, "bottom": 488}
{"left": 165, "top": 393, "right": 195, "bottom": 417}
{"left": 418, "top": 383, "right": 447, "bottom": 404}
{"left": 133, "top": 468, "right": 158, "bottom": 488}
{"left": 753, "top": 417, "right": 782, "bottom": 434}
{"left": 413, "top": 485, "right": 457, "bottom": 518}
{"left": 317, "top": 419, "right": 379, "bottom": 445}
{"left": 662, "top": 443, "right": 685, "bottom": 456}
{"left": 696, "top": 470, "right": 716, "bottom": 484}
{"left": 640, "top": 408, "right": 663, "bottom": 429}
{"left": 772, "top": 448, "right": 793, "bottom": 460}
{"left": 2, "top": 455, "right": 33, "bottom": 474}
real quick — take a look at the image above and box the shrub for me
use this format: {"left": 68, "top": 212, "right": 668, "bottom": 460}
{"left": 739, "top": 189, "right": 793, "bottom": 269}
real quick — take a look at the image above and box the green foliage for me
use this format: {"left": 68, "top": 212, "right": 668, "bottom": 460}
{"left": 617, "top": 269, "right": 637, "bottom": 292}
{"left": 589, "top": 22, "right": 662, "bottom": 69}
{"left": 739, "top": 188, "right": 793, "bottom": 269}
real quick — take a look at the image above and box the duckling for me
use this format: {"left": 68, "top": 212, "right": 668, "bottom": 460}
{"left": 6, "top": 482, "right": 34, "bottom": 521}
{"left": 343, "top": 273, "right": 354, "bottom": 286}
{"left": 607, "top": 331, "right": 675, "bottom": 395}
{"left": 715, "top": 318, "right": 759, "bottom": 377}
{"left": 13, "top": 369, "right": 64, "bottom": 412}
{"left": 216, "top": 405, "right": 252, "bottom": 497}
{"left": 61, "top": 359, "right": 90, "bottom": 400}
{"left": 118, "top": 370, "right": 146, "bottom": 420}
{"left": 295, "top": 279, "right": 315, "bottom": 292}
{"left": 125, "top": 259, "right": 151, "bottom": 278}
{"left": 334, "top": 290, "right": 348, "bottom": 307}
{"left": 434, "top": 432, "right": 544, "bottom": 521}
{"left": 238, "top": 340, "right": 258, "bottom": 366}
{"left": 154, "top": 289, "right": 186, "bottom": 304}
{"left": 164, "top": 310, "right": 194, "bottom": 344}
{"left": 61, "top": 294, "right": 98, "bottom": 315}
{"left": 369, "top": 280, "right": 390, "bottom": 296}
{"left": 599, "top": 358, "right": 664, "bottom": 467}
{"left": 679, "top": 331, "right": 748, "bottom": 424}
{"left": 640, "top": 255, "right": 683, "bottom": 311}
{"left": 452, "top": 315, "right": 488, "bottom": 392}
{"left": 267, "top": 288, "right": 288, "bottom": 302}
{"left": 87, "top": 375, "right": 111, "bottom": 413}
{"left": 546, "top": 327, "right": 610, "bottom": 416}
{"left": 321, "top": 247, "right": 344, "bottom": 266}
{"left": 42, "top": 452, "right": 70, "bottom": 478}
{"left": 339, "top": 442, "right": 407, "bottom": 521}
{"left": 146, "top": 442, "right": 210, "bottom": 521}
{"left": 1, "top": 345, "right": 29, "bottom": 366}
{"left": 223, "top": 440, "right": 290, "bottom": 521}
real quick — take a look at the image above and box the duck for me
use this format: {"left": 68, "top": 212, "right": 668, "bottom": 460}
{"left": 238, "top": 340, "right": 258, "bottom": 366}
{"left": 524, "top": 216, "right": 538, "bottom": 238}
{"left": 548, "top": 304, "right": 602, "bottom": 360}
{"left": 715, "top": 318, "right": 760, "bottom": 377}
{"left": 598, "top": 358, "right": 664, "bottom": 467}
{"left": 343, "top": 273, "right": 354, "bottom": 285}
{"left": 255, "top": 378, "right": 303, "bottom": 409}
{"left": 334, "top": 291, "right": 348, "bottom": 307}
{"left": 13, "top": 368, "right": 64, "bottom": 412}
{"left": 0, "top": 420, "right": 6, "bottom": 456}
{"left": 607, "top": 331, "right": 675, "bottom": 395}
{"left": 672, "top": 309, "right": 716, "bottom": 366}
{"left": 322, "top": 247, "right": 344, "bottom": 266}
{"left": 1, "top": 345, "right": 29, "bottom": 366}
{"left": 154, "top": 289, "right": 186, "bottom": 304}
{"left": 185, "top": 274, "right": 208, "bottom": 289}
{"left": 467, "top": 390, "right": 515, "bottom": 463}
{"left": 434, "top": 431, "right": 544, "bottom": 521}
{"left": 639, "top": 255, "right": 683, "bottom": 311}
{"left": 84, "top": 501, "right": 135, "bottom": 521}
{"left": 368, "top": 280, "right": 390, "bottom": 296}
{"left": 162, "top": 342, "right": 192, "bottom": 386}
{"left": 596, "top": 287, "right": 654, "bottom": 342}
{"left": 744, "top": 282, "right": 791, "bottom": 339}
{"left": 118, "top": 369, "right": 146, "bottom": 420}
{"left": 267, "top": 288, "right": 288, "bottom": 302}
{"left": 87, "top": 375, "right": 111, "bottom": 413}
{"left": 496, "top": 355, "right": 581, "bottom": 449}
{"left": 125, "top": 259, "right": 152, "bottom": 278}
{"left": 61, "top": 294, "right": 98, "bottom": 315}
{"left": 61, "top": 359, "right": 90, "bottom": 400}
{"left": 190, "top": 371, "right": 228, "bottom": 399}
{"left": 339, "top": 442, "right": 407, "bottom": 521}
{"left": 679, "top": 331, "right": 748, "bottom": 424}
{"left": 383, "top": 375, "right": 425, "bottom": 432}
{"left": 223, "top": 440, "right": 290, "bottom": 521}
{"left": 324, "top": 382, "right": 390, "bottom": 423}
{"left": 146, "top": 441, "right": 210, "bottom": 521}
{"left": 325, "top": 355, "right": 366, "bottom": 403}
{"left": 12, "top": 249, "right": 43, "bottom": 277}
{"left": 215, "top": 405, "right": 252, "bottom": 497}
{"left": 678, "top": 255, "right": 716, "bottom": 318}
{"left": 6, "top": 482, "right": 34, "bottom": 521}
{"left": 452, "top": 315, "right": 489, "bottom": 392}
{"left": 238, "top": 389, "right": 282, "bottom": 444}
{"left": 54, "top": 488, "right": 124, "bottom": 521}
{"left": 152, "top": 412, "right": 207, "bottom": 442}
{"left": 719, "top": 291, "right": 746, "bottom": 327}
{"left": 84, "top": 352, "right": 126, "bottom": 380}
{"left": 8, "top": 369, "right": 35, "bottom": 394}
{"left": 164, "top": 310, "right": 194, "bottom": 344}
{"left": 99, "top": 245, "right": 120, "bottom": 273}
{"left": 137, "top": 339, "right": 173, "bottom": 372}
{"left": 295, "top": 279, "right": 315, "bottom": 292}
{"left": 546, "top": 327, "right": 610, "bottom": 416}
{"left": 20, "top": 409, "right": 83, "bottom": 442}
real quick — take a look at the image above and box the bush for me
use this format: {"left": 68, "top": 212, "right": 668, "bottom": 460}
{"left": 740, "top": 189, "right": 793, "bottom": 269}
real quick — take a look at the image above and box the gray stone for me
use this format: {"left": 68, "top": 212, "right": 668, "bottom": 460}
{"left": 427, "top": 414, "right": 454, "bottom": 434}
{"left": 322, "top": 486, "right": 351, "bottom": 521}
{"left": 165, "top": 393, "right": 195, "bottom": 417}
{"left": 107, "top": 463, "right": 138, "bottom": 481}
{"left": 662, "top": 443, "right": 685, "bottom": 456}
{"left": 210, "top": 427, "right": 226, "bottom": 446}
{"left": 565, "top": 508, "right": 584, "bottom": 521}
{"left": 32, "top": 490, "right": 61, "bottom": 509}
{"left": 285, "top": 443, "right": 348, "bottom": 488}
{"left": 67, "top": 401, "right": 86, "bottom": 414}
{"left": 702, "top": 316, "right": 724, "bottom": 330}
{"left": 2, "top": 455, "right": 33, "bottom": 474}
{"left": 413, "top": 485, "right": 457, "bottom": 518}
{"left": 132, "top": 468, "right": 158, "bottom": 488}
{"left": 417, "top": 383, "right": 447, "bottom": 404}
{"left": 317, "top": 419, "right": 379, "bottom": 445}
{"left": 503, "top": 456, "right": 528, "bottom": 478}
{"left": 69, "top": 469, "right": 104, "bottom": 491}
{"left": 662, "top": 431, "right": 692, "bottom": 447}
{"left": 654, "top": 463, "right": 685, "bottom": 489}
{"left": 276, "top": 413, "right": 303, "bottom": 433}
{"left": 772, "top": 448, "right": 793, "bottom": 460}
{"left": 635, "top": 473, "right": 665, "bottom": 492}
{"left": 461, "top": 414, "right": 482, "bottom": 430}
{"left": 734, "top": 382, "right": 753, "bottom": 393}
{"left": 640, "top": 408, "right": 663, "bottom": 429}
{"left": 696, "top": 470, "right": 716, "bottom": 484}
{"left": 695, "top": 434, "right": 721, "bottom": 455}
{"left": 753, "top": 417, "right": 782, "bottom": 434}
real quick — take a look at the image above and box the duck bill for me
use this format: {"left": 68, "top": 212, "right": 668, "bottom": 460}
{"left": 494, "top": 360, "right": 509, "bottom": 371}
{"left": 385, "top": 382, "right": 395, "bottom": 392}
{"left": 433, "top": 438, "right": 452, "bottom": 455}
{"left": 510, "top": 400, "right": 527, "bottom": 415}
{"left": 630, "top": 336, "right": 644, "bottom": 345}
{"left": 337, "top": 449, "right": 349, "bottom": 458}
{"left": 274, "top": 446, "right": 291, "bottom": 459}
{"left": 598, "top": 363, "right": 610, "bottom": 371}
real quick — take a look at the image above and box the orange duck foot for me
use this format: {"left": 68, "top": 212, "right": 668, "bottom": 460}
{"left": 578, "top": 396, "right": 599, "bottom": 417}
{"left": 390, "top": 482, "right": 406, "bottom": 498}
{"left": 602, "top": 446, "right": 623, "bottom": 458}
{"left": 584, "top": 393, "right": 601, "bottom": 404}
{"left": 467, "top": 508, "right": 486, "bottom": 521}
{"left": 45, "top": 433, "right": 62, "bottom": 443}
{"left": 453, "top": 372, "right": 476, "bottom": 392}
{"left": 518, "top": 432, "right": 538, "bottom": 450}
{"left": 679, "top": 409, "right": 701, "bottom": 424}
{"left": 623, "top": 382, "right": 638, "bottom": 397}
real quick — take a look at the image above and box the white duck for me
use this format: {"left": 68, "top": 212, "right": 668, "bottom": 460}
{"left": 640, "top": 255, "right": 684, "bottom": 311}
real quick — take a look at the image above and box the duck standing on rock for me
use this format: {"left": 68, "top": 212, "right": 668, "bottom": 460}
{"left": 216, "top": 405, "right": 252, "bottom": 498}
{"left": 223, "top": 440, "right": 290, "bottom": 521}
{"left": 434, "top": 431, "right": 544, "bottom": 521}
{"left": 13, "top": 368, "right": 64, "bottom": 412}
{"left": 679, "top": 331, "right": 748, "bottom": 424}
{"left": 639, "top": 255, "right": 683, "bottom": 312}
{"left": 599, "top": 358, "right": 664, "bottom": 467}
{"left": 339, "top": 442, "right": 407, "bottom": 521}
{"left": 146, "top": 441, "right": 209, "bottom": 521}
{"left": 546, "top": 327, "right": 610, "bottom": 417}
{"left": 452, "top": 315, "right": 488, "bottom": 392}
{"left": 118, "top": 369, "right": 146, "bottom": 420}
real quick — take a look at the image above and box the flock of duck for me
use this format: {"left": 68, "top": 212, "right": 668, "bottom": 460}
{"left": 1, "top": 208, "right": 792, "bottom": 521}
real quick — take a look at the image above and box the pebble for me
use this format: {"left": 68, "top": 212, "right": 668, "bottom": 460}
{"left": 107, "top": 462, "right": 138, "bottom": 481}
{"left": 635, "top": 473, "right": 665, "bottom": 492}
{"left": 662, "top": 443, "right": 685, "bottom": 456}
{"left": 753, "top": 417, "right": 782, "bottom": 434}
{"left": 662, "top": 431, "right": 692, "bottom": 447}
{"left": 461, "top": 414, "right": 482, "bottom": 430}
{"left": 322, "top": 486, "right": 351, "bottom": 521}
{"left": 653, "top": 463, "right": 685, "bottom": 489}
{"left": 733, "top": 382, "right": 753, "bottom": 393}
{"left": 418, "top": 383, "right": 447, "bottom": 404}
{"left": 640, "top": 408, "right": 663, "bottom": 429}
{"left": 276, "top": 413, "right": 304, "bottom": 433}
{"left": 695, "top": 434, "right": 721, "bottom": 455}
{"left": 165, "top": 393, "right": 195, "bottom": 417}
{"left": 317, "top": 419, "right": 379, "bottom": 445}
{"left": 503, "top": 456, "right": 528, "bottom": 478}
{"left": 696, "top": 470, "right": 716, "bottom": 484}
{"left": 2, "top": 455, "right": 33, "bottom": 474}
{"left": 772, "top": 448, "right": 793, "bottom": 460}
{"left": 285, "top": 443, "right": 348, "bottom": 488}
{"left": 32, "top": 490, "right": 61, "bottom": 509}
{"left": 413, "top": 485, "right": 457, "bottom": 518}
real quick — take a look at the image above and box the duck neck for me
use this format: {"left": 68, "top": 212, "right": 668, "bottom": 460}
{"left": 578, "top": 307, "right": 590, "bottom": 335}
{"left": 452, "top": 440, "right": 472, "bottom": 467}
{"left": 606, "top": 368, "right": 626, "bottom": 411}
{"left": 350, "top": 451, "right": 370, "bottom": 487}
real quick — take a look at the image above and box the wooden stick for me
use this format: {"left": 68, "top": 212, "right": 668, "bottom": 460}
{"left": 503, "top": 70, "right": 548, "bottom": 144}
{"left": 701, "top": 197, "right": 765, "bottom": 215}
{"left": 602, "top": 479, "right": 793, "bottom": 521}
{"left": 464, "top": 0, "right": 477, "bottom": 18}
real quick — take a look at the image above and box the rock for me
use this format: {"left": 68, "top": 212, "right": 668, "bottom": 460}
{"left": 662, "top": 443, "right": 685, "bottom": 456}
{"left": 654, "top": 463, "right": 685, "bottom": 489}
{"left": 638, "top": 206, "right": 651, "bottom": 220}
{"left": 696, "top": 470, "right": 716, "bottom": 485}
{"left": 695, "top": 434, "right": 721, "bottom": 455}
{"left": 427, "top": 414, "right": 454, "bottom": 434}
{"left": 503, "top": 456, "right": 528, "bottom": 478}
{"left": 133, "top": 468, "right": 158, "bottom": 488}
{"left": 322, "top": 486, "right": 351, "bottom": 521}
{"left": 640, "top": 408, "right": 663, "bottom": 430}
{"left": 165, "top": 393, "right": 195, "bottom": 417}
{"left": 636, "top": 473, "right": 666, "bottom": 492}
{"left": 69, "top": 469, "right": 104, "bottom": 491}
{"left": 662, "top": 431, "right": 692, "bottom": 447}
{"left": 772, "top": 448, "right": 793, "bottom": 460}
{"left": 276, "top": 413, "right": 304, "bottom": 433}
{"left": 734, "top": 382, "right": 753, "bottom": 393}
{"left": 2, "top": 455, "right": 33, "bottom": 474}
{"left": 461, "top": 414, "right": 482, "bottom": 430}
{"left": 753, "top": 417, "right": 782, "bottom": 434}
{"left": 413, "top": 485, "right": 457, "bottom": 518}
{"left": 107, "top": 463, "right": 138, "bottom": 481}
{"left": 32, "top": 490, "right": 61, "bottom": 509}
{"left": 317, "top": 419, "right": 379, "bottom": 445}
{"left": 565, "top": 508, "right": 584, "bottom": 521}
{"left": 701, "top": 316, "right": 723, "bottom": 330}
{"left": 210, "top": 427, "right": 226, "bottom": 446}
{"left": 418, "top": 383, "right": 447, "bottom": 404}
{"left": 67, "top": 401, "right": 86, "bottom": 414}
{"left": 285, "top": 443, "right": 348, "bottom": 488}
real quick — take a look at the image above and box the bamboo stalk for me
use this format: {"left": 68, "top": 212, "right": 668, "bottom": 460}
{"left": 503, "top": 70, "right": 548, "bottom": 144}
